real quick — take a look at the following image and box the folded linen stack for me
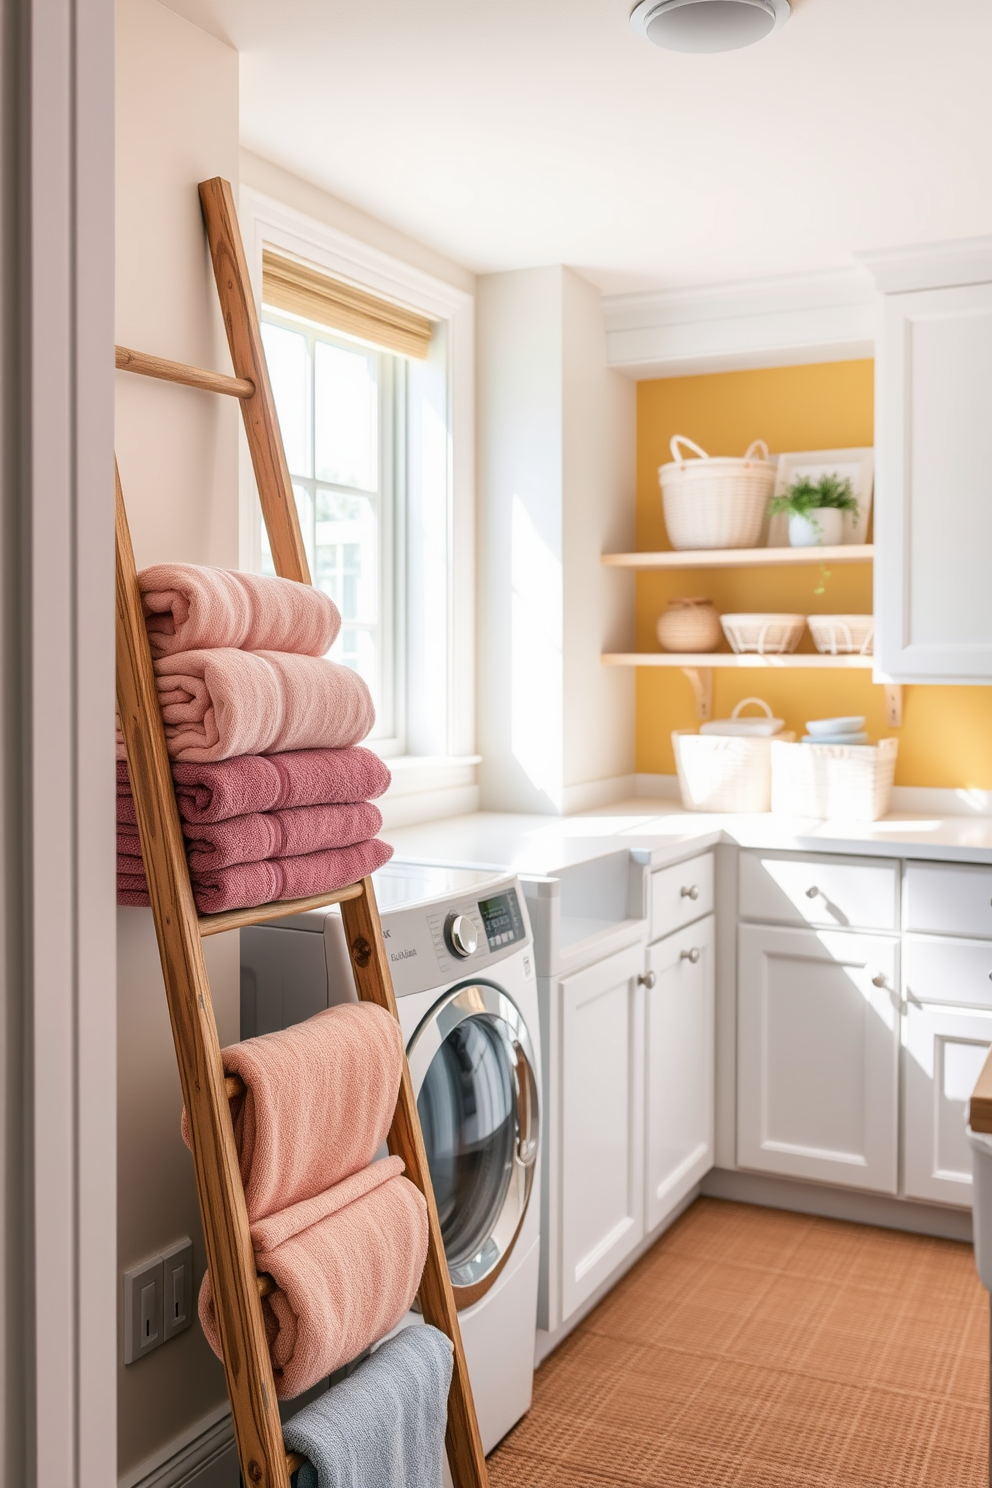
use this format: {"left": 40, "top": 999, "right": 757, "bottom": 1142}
{"left": 184, "top": 1004, "right": 431, "bottom": 1401}
{"left": 117, "top": 564, "right": 393, "bottom": 914}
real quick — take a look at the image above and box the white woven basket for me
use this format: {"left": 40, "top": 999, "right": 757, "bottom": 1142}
{"left": 659, "top": 436, "right": 777, "bottom": 551}
{"left": 808, "top": 614, "right": 875, "bottom": 656}
{"left": 674, "top": 729, "right": 795, "bottom": 813}
{"left": 721, "top": 613, "right": 806, "bottom": 655}
{"left": 770, "top": 737, "right": 898, "bottom": 821}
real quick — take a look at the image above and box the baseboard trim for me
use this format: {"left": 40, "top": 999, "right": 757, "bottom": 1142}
{"left": 701, "top": 1168, "right": 973, "bottom": 1244}
{"left": 118, "top": 1404, "right": 235, "bottom": 1488}
{"left": 561, "top": 774, "right": 638, "bottom": 814}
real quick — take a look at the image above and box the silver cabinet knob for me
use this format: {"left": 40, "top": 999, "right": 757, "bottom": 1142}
{"left": 444, "top": 912, "right": 478, "bottom": 959}
{"left": 871, "top": 973, "right": 887, "bottom": 988}
{"left": 806, "top": 886, "right": 820, "bottom": 899}
{"left": 681, "top": 884, "right": 699, "bottom": 900}
{"left": 637, "top": 970, "right": 656, "bottom": 989}
{"left": 680, "top": 947, "right": 701, "bottom": 964}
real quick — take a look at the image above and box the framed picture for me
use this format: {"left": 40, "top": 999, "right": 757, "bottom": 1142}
{"left": 767, "top": 447, "right": 875, "bottom": 546}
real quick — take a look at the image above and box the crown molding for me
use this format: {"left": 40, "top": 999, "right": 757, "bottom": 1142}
{"left": 857, "top": 235, "right": 992, "bottom": 295}
{"left": 603, "top": 266, "right": 877, "bottom": 378}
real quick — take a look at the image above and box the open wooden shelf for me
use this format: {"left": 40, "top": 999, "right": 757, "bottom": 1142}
{"left": 601, "top": 652, "right": 875, "bottom": 668}
{"left": 601, "top": 544, "right": 873, "bottom": 570}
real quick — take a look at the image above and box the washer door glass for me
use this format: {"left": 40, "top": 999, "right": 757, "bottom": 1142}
{"left": 417, "top": 1015, "right": 515, "bottom": 1284}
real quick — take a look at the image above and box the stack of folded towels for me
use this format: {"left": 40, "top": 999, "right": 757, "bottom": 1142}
{"left": 117, "top": 564, "right": 393, "bottom": 914}
{"left": 183, "top": 1003, "right": 453, "bottom": 1487}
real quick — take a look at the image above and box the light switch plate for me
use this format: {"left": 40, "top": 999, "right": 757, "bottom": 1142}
{"left": 161, "top": 1236, "right": 193, "bottom": 1342}
{"left": 123, "top": 1254, "right": 164, "bottom": 1364}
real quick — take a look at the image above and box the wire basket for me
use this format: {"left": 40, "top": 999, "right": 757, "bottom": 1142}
{"left": 658, "top": 437, "right": 777, "bottom": 550}
{"left": 770, "top": 737, "right": 898, "bottom": 821}
{"left": 808, "top": 614, "right": 875, "bottom": 656}
{"left": 721, "top": 613, "right": 806, "bottom": 655}
{"left": 673, "top": 729, "right": 794, "bottom": 813}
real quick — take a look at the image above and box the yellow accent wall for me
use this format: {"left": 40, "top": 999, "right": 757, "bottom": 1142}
{"left": 635, "top": 361, "right": 992, "bottom": 789}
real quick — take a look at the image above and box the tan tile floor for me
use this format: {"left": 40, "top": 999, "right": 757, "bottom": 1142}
{"left": 488, "top": 1198, "right": 989, "bottom": 1487}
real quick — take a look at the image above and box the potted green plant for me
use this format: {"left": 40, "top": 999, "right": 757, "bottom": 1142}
{"left": 768, "top": 473, "right": 859, "bottom": 548}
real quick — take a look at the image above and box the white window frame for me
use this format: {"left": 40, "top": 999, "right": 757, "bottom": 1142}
{"left": 239, "top": 187, "right": 476, "bottom": 773}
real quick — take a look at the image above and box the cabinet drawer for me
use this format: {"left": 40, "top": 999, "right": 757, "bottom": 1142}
{"left": 905, "top": 861, "right": 992, "bottom": 940}
{"left": 905, "top": 934, "right": 992, "bottom": 1010}
{"left": 739, "top": 851, "right": 899, "bottom": 932}
{"left": 649, "top": 854, "right": 713, "bottom": 943}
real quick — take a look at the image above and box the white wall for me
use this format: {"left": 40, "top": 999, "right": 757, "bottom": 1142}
{"left": 477, "top": 266, "right": 635, "bottom": 813}
{"left": 115, "top": 2, "right": 240, "bottom": 1479}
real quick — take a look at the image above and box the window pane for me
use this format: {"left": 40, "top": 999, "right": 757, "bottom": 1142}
{"left": 315, "top": 490, "right": 377, "bottom": 626}
{"left": 314, "top": 341, "right": 378, "bottom": 491}
{"left": 261, "top": 321, "right": 311, "bottom": 477}
{"left": 335, "top": 626, "right": 377, "bottom": 700}
{"left": 260, "top": 485, "right": 315, "bottom": 580}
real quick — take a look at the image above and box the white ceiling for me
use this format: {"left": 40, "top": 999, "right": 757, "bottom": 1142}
{"left": 162, "top": 0, "right": 992, "bottom": 294}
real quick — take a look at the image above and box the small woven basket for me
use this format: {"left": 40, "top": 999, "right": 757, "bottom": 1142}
{"left": 770, "top": 737, "right": 898, "bottom": 821}
{"left": 721, "top": 613, "right": 806, "bottom": 655}
{"left": 659, "top": 436, "right": 777, "bottom": 551}
{"left": 673, "top": 729, "right": 795, "bottom": 813}
{"left": 808, "top": 614, "right": 875, "bottom": 656}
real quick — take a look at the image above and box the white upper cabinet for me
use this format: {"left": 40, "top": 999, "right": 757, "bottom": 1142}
{"left": 867, "top": 239, "right": 992, "bottom": 681}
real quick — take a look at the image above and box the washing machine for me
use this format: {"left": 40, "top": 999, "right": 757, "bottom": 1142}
{"left": 239, "top": 861, "right": 542, "bottom": 1456}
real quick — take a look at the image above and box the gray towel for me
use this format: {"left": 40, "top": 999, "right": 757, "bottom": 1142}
{"left": 283, "top": 1325, "right": 454, "bottom": 1488}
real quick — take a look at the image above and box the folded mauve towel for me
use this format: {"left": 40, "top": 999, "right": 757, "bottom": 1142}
{"left": 184, "top": 1003, "right": 404, "bottom": 1217}
{"left": 118, "top": 835, "right": 392, "bottom": 914}
{"left": 116, "top": 748, "right": 390, "bottom": 825}
{"left": 282, "top": 1325, "right": 453, "bottom": 1488}
{"left": 139, "top": 563, "right": 340, "bottom": 659}
{"left": 114, "top": 648, "right": 375, "bottom": 763}
{"left": 118, "top": 800, "right": 382, "bottom": 872}
{"left": 198, "top": 1162, "right": 428, "bottom": 1399}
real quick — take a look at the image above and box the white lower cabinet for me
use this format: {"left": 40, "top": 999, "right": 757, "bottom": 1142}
{"left": 644, "top": 915, "right": 715, "bottom": 1233}
{"left": 559, "top": 943, "right": 645, "bottom": 1322}
{"left": 903, "top": 1002, "right": 992, "bottom": 1206}
{"left": 738, "top": 924, "right": 900, "bottom": 1193}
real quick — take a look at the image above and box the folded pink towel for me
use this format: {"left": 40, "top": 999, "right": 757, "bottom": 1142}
{"left": 118, "top": 800, "right": 382, "bottom": 872}
{"left": 139, "top": 563, "right": 340, "bottom": 659}
{"left": 115, "top": 648, "right": 375, "bottom": 763}
{"left": 116, "top": 747, "right": 390, "bottom": 825}
{"left": 182, "top": 1003, "right": 405, "bottom": 1217}
{"left": 197, "top": 1160, "right": 428, "bottom": 1398}
{"left": 117, "top": 835, "right": 392, "bottom": 913}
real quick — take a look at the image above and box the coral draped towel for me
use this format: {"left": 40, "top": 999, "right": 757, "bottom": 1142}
{"left": 115, "top": 747, "right": 391, "bottom": 825}
{"left": 117, "top": 799, "right": 383, "bottom": 873}
{"left": 115, "top": 648, "right": 375, "bottom": 763}
{"left": 139, "top": 562, "right": 340, "bottom": 659}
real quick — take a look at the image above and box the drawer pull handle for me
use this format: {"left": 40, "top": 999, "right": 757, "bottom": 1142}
{"left": 681, "top": 947, "right": 701, "bottom": 964}
{"left": 871, "top": 973, "right": 887, "bottom": 989}
{"left": 681, "top": 884, "right": 699, "bottom": 901}
{"left": 637, "top": 970, "right": 656, "bottom": 989}
{"left": 806, "top": 886, "right": 820, "bottom": 899}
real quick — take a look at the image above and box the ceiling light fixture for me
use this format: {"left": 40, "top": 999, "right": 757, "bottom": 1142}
{"left": 630, "top": 0, "right": 790, "bottom": 53}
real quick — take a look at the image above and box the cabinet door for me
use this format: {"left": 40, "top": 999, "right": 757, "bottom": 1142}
{"left": 876, "top": 282, "right": 992, "bottom": 681}
{"left": 644, "top": 915, "right": 715, "bottom": 1233}
{"left": 560, "top": 943, "right": 645, "bottom": 1322}
{"left": 903, "top": 1002, "right": 992, "bottom": 1207}
{"left": 738, "top": 925, "right": 899, "bottom": 1192}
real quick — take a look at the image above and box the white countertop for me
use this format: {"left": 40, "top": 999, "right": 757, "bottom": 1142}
{"left": 384, "top": 800, "right": 992, "bottom": 877}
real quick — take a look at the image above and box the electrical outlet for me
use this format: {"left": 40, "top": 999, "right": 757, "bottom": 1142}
{"left": 123, "top": 1254, "right": 164, "bottom": 1364}
{"left": 161, "top": 1237, "right": 193, "bottom": 1342}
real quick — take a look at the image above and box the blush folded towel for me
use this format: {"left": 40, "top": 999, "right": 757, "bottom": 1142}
{"left": 184, "top": 1003, "right": 404, "bottom": 1217}
{"left": 115, "top": 648, "right": 375, "bottom": 763}
{"left": 198, "top": 1161, "right": 429, "bottom": 1399}
{"left": 116, "top": 748, "right": 391, "bottom": 825}
{"left": 117, "top": 800, "right": 383, "bottom": 872}
{"left": 118, "top": 835, "right": 393, "bottom": 914}
{"left": 282, "top": 1325, "right": 454, "bottom": 1488}
{"left": 139, "top": 563, "right": 340, "bottom": 659}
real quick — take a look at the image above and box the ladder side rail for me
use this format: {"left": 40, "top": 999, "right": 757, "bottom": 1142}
{"left": 115, "top": 463, "right": 290, "bottom": 1488}
{"left": 341, "top": 887, "right": 489, "bottom": 1488}
{"left": 198, "top": 176, "right": 311, "bottom": 586}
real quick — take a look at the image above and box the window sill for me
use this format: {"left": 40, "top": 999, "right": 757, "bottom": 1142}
{"left": 371, "top": 754, "right": 482, "bottom": 828}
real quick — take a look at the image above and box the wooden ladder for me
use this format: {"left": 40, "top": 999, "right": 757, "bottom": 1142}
{"left": 115, "top": 176, "right": 488, "bottom": 1488}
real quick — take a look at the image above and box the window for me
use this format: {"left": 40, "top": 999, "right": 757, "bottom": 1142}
{"left": 260, "top": 312, "right": 399, "bottom": 742}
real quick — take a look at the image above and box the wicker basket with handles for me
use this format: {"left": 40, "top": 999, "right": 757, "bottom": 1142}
{"left": 770, "top": 737, "right": 898, "bottom": 821}
{"left": 673, "top": 723, "right": 796, "bottom": 813}
{"left": 659, "top": 436, "right": 777, "bottom": 550}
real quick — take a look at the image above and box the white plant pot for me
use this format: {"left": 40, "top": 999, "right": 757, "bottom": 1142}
{"left": 789, "top": 509, "right": 845, "bottom": 547}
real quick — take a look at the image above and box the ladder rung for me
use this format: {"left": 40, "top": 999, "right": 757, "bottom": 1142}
{"left": 286, "top": 1452, "right": 305, "bottom": 1477}
{"left": 224, "top": 1074, "right": 245, "bottom": 1100}
{"left": 257, "top": 1272, "right": 275, "bottom": 1299}
{"left": 116, "top": 344, "right": 255, "bottom": 399}
{"left": 197, "top": 882, "right": 366, "bottom": 938}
